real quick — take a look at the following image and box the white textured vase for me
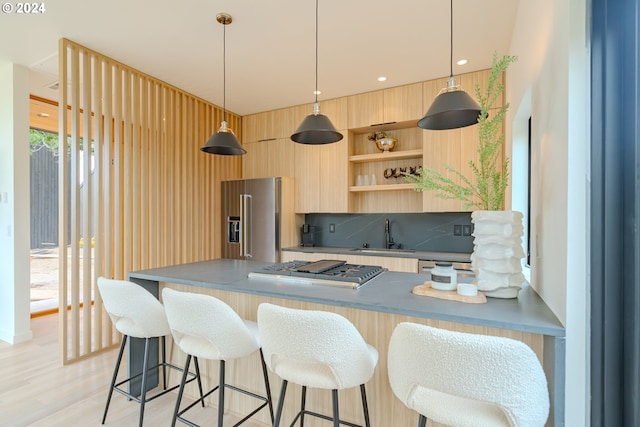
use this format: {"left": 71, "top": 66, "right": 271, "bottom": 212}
{"left": 471, "top": 210, "right": 526, "bottom": 298}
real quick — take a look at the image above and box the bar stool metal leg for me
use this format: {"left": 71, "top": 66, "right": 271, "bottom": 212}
{"left": 259, "top": 349, "right": 275, "bottom": 423}
{"left": 161, "top": 336, "right": 167, "bottom": 389}
{"left": 418, "top": 414, "right": 427, "bottom": 427}
{"left": 102, "top": 334, "right": 127, "bottom": 424}
{"left": 331, "top": 389, "right": 339, "bottom": 427}
{"left": 138, "top": 337, "right": 151, "bottom": 427}
{"left": 273, "top": 379, "right": 288, "bottom": 427}
{"left": 360, "top": 384, "right": 371, "bottom": 427}
{"left": 171, "top": 354, "right": 192, "bottom": 427}
{"left": 217, "top": 360, "right": 225, "bottom": 427}
{"left": 300, "top": 386, "right": 307, "bottom": 427}
{"left": 193, "top": 357, "right": 205, "bottom": 408}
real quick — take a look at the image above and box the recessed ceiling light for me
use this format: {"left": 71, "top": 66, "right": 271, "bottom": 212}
{"left": 457, "top": 59, "right": 468, "bottom": 66}
{"left": 377, "top": 76, "right": 387, "bottom": 82}
{"left": 37, "top": 112, "right": 50, "bottom": 118}
{"left": 313, "top": 90, "right": 321, "bottom": 95}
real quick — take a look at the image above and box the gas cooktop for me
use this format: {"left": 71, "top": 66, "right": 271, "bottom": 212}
{"left": 247, "top": 259, "right": 386, "bottom": 289}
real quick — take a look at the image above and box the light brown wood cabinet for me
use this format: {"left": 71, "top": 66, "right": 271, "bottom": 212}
{"left": 421, "top": 109, "right": 503, "bottom": 212}
{"left": 347, "top": 82, "right": 423, "bottom": 129}
{"left": 294, "top": 136, "right": 348, "bottom": 213}
{"left": 242, "top": 138, "right": 295, "bottom": 179}
{"left": 242, "top": 110, "right": 275, "bottom": 143}
{"left": 242, "top": 68, "right": 501, "bottom": 214}
{"left": 420, "top": 69, "right": 504, "bottom": 212}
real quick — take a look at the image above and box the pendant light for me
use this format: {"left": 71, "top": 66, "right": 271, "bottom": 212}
{"left": 201, "top": 13, "right": 246, "bottom": 155}
{"left": 418, "top": 0, "right": 481, "bottom": 130}
{"left": 291, "top": 0, "right": 343, "bottom": 145}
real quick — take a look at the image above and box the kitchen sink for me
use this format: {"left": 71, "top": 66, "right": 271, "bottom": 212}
{"left": 349, "top": 248, "right": 415, "bottom": 254}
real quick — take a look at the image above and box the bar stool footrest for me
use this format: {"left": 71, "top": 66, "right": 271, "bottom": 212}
{"left": 176, "top": 383, "right": 270, "bottom": 427}
{"left": 290, "top": 409, "right": 366, "bottom": 427}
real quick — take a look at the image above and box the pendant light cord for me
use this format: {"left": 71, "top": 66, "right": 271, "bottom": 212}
{"left": 449, "top": 0, "right": 453, "bottom": 78}
{"left": 315, "top": 0, "right": 319, "bottom": 104}
{"left": 223, "top": 20, "right": 227, "bottom": 122}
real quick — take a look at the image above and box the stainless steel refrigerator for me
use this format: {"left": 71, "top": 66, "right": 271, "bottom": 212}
{"left": 222, "top": 177, "right": 283, "bottom": 263}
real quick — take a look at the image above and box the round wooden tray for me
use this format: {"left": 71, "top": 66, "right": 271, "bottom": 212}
{"left": 412, "top": 281, "right": 487, "bottom": 304}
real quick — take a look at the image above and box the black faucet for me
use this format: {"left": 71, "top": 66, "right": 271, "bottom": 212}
{"left": 385, "top": 218, "right": 394, "bottom": 249}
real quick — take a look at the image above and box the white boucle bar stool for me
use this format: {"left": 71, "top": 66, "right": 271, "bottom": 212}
{"left": 97, "top": 277, "right": 203, "bottom": 427}
{"left": 162, "top": 288, "right": 274, "bottom": 427}
{"left": 388, "top": 322, "right": 549, "bottom": 427}
{"left": 257, "top": 303, "right": 378, "bottom": 427}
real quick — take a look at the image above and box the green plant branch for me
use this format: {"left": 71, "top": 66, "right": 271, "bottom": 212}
{"left": 406, "top": 52, "right": 517, "bottom": 211}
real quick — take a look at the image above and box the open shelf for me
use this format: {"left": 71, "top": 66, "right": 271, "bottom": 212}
{"left": 349, "top": 183, "right": 416, "bottom": 192}
{"left": 349, "top": 149, "right": 423, "bottom": 163}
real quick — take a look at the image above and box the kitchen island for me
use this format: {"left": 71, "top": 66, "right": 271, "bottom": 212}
{"left": 128, "top": 258, "right": 564, "bottom": 426}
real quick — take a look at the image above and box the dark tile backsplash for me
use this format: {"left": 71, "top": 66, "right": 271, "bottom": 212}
{"left": 302, "top": 212, "right": 474, "bottom": 253}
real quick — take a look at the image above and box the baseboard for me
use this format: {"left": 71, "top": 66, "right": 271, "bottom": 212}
{"left": 0, "top": 328, "right": 33, "bottom": 344}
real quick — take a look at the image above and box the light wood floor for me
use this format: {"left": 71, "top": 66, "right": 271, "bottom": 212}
{"left": 0, "top": 314, "right": 269, "bottom": 427}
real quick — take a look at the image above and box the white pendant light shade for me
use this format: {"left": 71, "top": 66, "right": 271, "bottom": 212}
{"left": 200, "top": 13, "right": 246, "bottom": 156}
{"left": 418, "top": 0, "right": 480, "bottom": 130}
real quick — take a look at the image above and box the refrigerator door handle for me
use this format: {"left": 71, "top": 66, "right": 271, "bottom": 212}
{"left": 239, "top": 195, "right": 244, "bottom": 257}
{"left": 240, "top": 194, "right": 252, "bottom": 258}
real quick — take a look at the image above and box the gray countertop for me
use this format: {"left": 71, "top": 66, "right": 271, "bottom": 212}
{"left": 283, "top": 246, "right": 472, "bottom": 261}
{"left": 128, "top": 259, "right": 563, "bottom": 337}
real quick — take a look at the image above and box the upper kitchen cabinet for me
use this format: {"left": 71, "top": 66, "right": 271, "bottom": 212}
{"left": 347, "top": 82, "right": 423, "bottom": 129}
{"left": 243, "top": 106, "right": 304, "bottom": 142}
{"left": 421, "top": 109, "right": 503, "bottom": 213}
{"left": 242, "top": 110, "right": 275, "bottom": 143}
{"left": 294, "top": 135, "right": 349, "bottom": 213}
{"left": 242, "top": 137, "right": 295, "bottom": 180}
{"left": 421, "top": 68, "right": 503, "bottom": 213}
{"left": 383, "top": 83, "right": 424, "bottom": 125}
{"left": 318, "top": 97, "right": 348, "bottom": 131}
{"left": 275, "top": 104, "right": 311, "bottom": 139}
{"left": 347, "top": 91, "right": 384, "bottom": 129}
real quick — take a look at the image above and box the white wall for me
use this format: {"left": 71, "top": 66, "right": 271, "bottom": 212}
{"left": 0, "top": 62, "right": 32, "bottom": 344}
{"left": 506, "top": 0, "right": 588, "bottom": 424}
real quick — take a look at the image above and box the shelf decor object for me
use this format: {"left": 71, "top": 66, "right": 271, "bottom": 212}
{"left": 291, "top": 0, "right": 343, "bottom": 145}
{"left": 201, "top": 13, "right": 246, "bottom": 155}
{"left": 418, "top": 0, "right": 481, "bottom": 130}
{"left": 368, "top": 131, "right": 397, "bottom": 152}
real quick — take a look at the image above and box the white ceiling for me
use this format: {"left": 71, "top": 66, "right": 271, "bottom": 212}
{"left": 0, "top": 0, "right": 519, "bottom": 116}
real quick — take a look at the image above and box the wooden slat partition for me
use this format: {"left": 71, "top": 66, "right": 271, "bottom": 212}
{"left": 58, "top": 38, "right": 243, "bottom": 363}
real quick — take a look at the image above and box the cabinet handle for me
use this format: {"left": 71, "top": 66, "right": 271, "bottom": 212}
{"left": 370, "top": 121, "right": 397, "bottom": 127}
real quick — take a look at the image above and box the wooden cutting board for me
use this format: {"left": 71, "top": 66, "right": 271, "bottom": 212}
{"left": 412, "top": 281, "right": 487, "bottom": 304}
